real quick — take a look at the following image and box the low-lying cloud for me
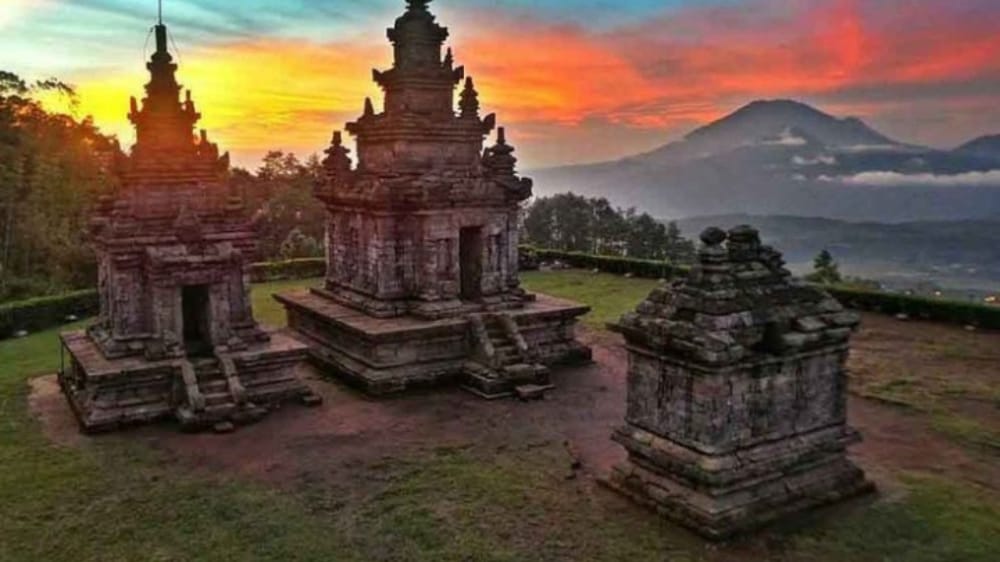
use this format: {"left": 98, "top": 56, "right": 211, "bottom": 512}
{"left": 824, "top": 170, "right": 1000, "bottom": 187}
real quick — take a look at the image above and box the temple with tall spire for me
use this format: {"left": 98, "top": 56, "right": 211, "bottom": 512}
{"left": 59, "top": 10, "right": 319, "bottom": 433}
{"left": 277, "top": 0, "right": 590, "bottom": 398}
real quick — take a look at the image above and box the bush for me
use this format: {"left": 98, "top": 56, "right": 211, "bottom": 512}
{"left": 247, "top": 258, "right": 325, "bottom": 283}
{"left": 826, "top": 286, "right": 1000, "bottom": 330}
{"left": 0, "top": 289, "right": 99, "bottom": 339}
{"left": 525, "top": 246, "right": 689, "bottom": 280}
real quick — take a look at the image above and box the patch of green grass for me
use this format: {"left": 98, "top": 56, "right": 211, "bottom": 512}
{"left": 521, "top": 270, "right": 659, "bottom": 329}
{"left": 931, "top": 414, "right": 1000, "bottom": 453}
{"left": 0, "top": 283, "right": 357, "bottom": 562}
{"left": 2, "top": 274, "right": 1000, "bottom": 561}
{"left": 794, "top": 475, "right": 1000, "bottom": 562}
{"left": 251, "top": 277, "right": 321, "bottom": 327}
{"left": 328, "top": 446, "right": 703, "bottom": 562}
{"left": 856, "top": 372, "right": 999, "bottom": 455}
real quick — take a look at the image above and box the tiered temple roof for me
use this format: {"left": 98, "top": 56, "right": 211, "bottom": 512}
{"left": 93, "top": 21, "right": 237, "bottom": 234}
{"left": 615, "top": 225, "right": 860, "bottom": 366}
{"left": 316, "top": 0, "right": 528, "bottom": 210}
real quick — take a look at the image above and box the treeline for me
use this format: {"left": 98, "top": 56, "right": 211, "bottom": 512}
{"left": 1, "top": 70, "right": 697, "bottom": 302}
{"left": 232, "top": 151, "right": 326, "bottom": 261}
{"left": 0, "top": 71, "right": 326, "bottom": 302}
{"left": 522, "top": 193, "right": 696, "bottom": 263}
{"left": 0, "top": 71, "right": 120, "bottom": 301}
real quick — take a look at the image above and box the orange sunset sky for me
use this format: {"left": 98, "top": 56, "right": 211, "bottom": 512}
{"left": 3, "top": 0, "right": 999, "bottom": 169}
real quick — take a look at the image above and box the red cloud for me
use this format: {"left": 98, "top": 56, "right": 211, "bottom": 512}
{"left": 62, "top": 0, "right": 1000, "bottom": 167}
{"left": 451, "top": 0, "right": 1000, "bottom": 138}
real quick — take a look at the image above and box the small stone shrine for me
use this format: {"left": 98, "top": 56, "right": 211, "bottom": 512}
{"left": 276, "top": 0, "right": 590, "bottom": 398}
{"left": 59, "top": 18, "right": 319, "bottom": 433}
{"left": 607, "top": 225, "right": 873, "bottom": 538}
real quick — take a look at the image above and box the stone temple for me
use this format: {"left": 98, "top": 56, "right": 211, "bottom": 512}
{"left": 59, "top": 20, "right": 319, "bottom": 432}
{"left": 606, "top": 226, "right": 873, "bottom": 538}
{"left": 276, "top": 0, "right": 591, "bottom": 398}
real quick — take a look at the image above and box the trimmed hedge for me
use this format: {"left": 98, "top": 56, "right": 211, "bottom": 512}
{"left": 524, "top": 246, "right": 1000, "bottom": 330}
{"left": 3, "top": 253, "right": 997, "bottom": 340}
{"left": 0, "top": 289, "right": 99, "bottom": 339}
{"left": 247, "top": 258, "right": 325, "bottom": 283}
{"left": 527, "top": 247, "right": 690, "bottom": 280}
{"left": 826, "top": 286, "right": 1000, "bottom": 330}
{"left": 0, "top": 260, "right": 326, "bottom": 340}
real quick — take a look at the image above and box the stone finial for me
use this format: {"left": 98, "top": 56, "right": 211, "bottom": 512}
{"left": 459, "top": 77, "right": 480, "bottom": 119}
{"left": 322, "top": 131, "right": 353, "bottom": 179}
{"left": 727, "top": 224, "right": 762, "bottom": 262}
{"left": 700, "top": 227, "right": 727, "bottom": 247}
{"left": 443, "top": 47, "right": 454, "bottom": 68}
{"left": 363, "top": 97, "right": 375, "bottom": 118}
{"left": 407, "top": 0, "right": 431, "bottom": 11}
{"left": 483, "top": 127, "right": 517, "bottom": 176}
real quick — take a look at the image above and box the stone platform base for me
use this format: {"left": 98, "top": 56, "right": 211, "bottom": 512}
{"left": 604, "top": 424, "right": 875, "bottom": 540}
{"left": 59, "top": 329, "right": 319, "bottom": 433}
{"left": 275, "top": 290, "right": 592, "bottom": 396}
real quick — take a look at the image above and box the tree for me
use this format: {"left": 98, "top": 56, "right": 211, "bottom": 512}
{"left": 806, "top": 249, "right": 842, "bottom": 284}
{"left": 0, "top": 71, "right": 121, "bottom": 301}
{"left": 279, "top": 228, "right": 322, "bottom": 260}
{"left": 520, "top": 193, "right": 697, "bottom": 263}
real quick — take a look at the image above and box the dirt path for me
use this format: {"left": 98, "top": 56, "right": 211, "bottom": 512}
{"left": 30, "top": 315, "right": 1000, "bottom": 496}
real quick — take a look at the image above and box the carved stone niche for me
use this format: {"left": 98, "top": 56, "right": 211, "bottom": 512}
{"left": 605, "top": 225, "right": 874, "bottom": 539}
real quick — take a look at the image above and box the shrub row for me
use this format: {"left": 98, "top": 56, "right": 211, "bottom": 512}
{"left": 0, "top": 289, "right": 99, "bottom": 339}
{"left": 826, "top": 286, "right": 1000, "bottom": 330}
{"left": 0, "top": 259, "right": 327, "bottom": 340}
{"left": 526, "top": 247, "right": 690, "bottom": 280}
{"left": 247, "top": 258, "right": 326, "bottom": 283}
{"left": 3, "top": 254, "right": 997, "bottom": 340}
{"left": 523, "top": 246, "right": 1000, "bottom": 329}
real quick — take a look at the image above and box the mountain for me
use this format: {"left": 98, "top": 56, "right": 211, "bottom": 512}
{"left": 532, "top": 100, "right": 1000, "bottom": 222}
{"left": 955, "top": 135, "right": 1000, "bottom": 158}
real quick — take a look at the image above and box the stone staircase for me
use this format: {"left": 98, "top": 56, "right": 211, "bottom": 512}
{"left": 174, "top": 354, "right": 266, "bottom": 432}
{"left": 462, "top": 312, "right": 552, "bottom": 400}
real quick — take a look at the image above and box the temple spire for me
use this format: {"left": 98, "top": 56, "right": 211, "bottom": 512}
{"left": 154, "top": 0, "right": 168, "bottom": 56}
{"left": 459, "top": 77, "right": 479, "bottom": 119}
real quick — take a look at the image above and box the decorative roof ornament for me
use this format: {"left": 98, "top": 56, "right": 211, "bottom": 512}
{"left": 459, "top": 77, "right": 480, "bottom": 119}
{"left": 407, "top": 0, "right": 432, "bottom": 11}
{"left": 322, "top": 131, "right": 353, "bottom": 177}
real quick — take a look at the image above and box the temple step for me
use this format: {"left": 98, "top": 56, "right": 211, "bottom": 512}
{"left": 174, "top": 356, "right": 255, "bottom": 431}
{"left": 462, "top": 312, "right": 551, "bottom": 400}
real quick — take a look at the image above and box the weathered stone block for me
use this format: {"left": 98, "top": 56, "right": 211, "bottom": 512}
{"left": 606, "top": 225, "right": 873, "bottom": 539}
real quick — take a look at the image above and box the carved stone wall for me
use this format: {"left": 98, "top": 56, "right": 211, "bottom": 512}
{"left": 60, "top": 20, "right": 316, "bottom": 433}
{"left": 607, "top": 225, "right": 873, "bottom": 539}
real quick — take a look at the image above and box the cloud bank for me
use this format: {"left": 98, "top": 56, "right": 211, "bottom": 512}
{"left": 824, "top": 170, "right": 1000, "bottom": 187}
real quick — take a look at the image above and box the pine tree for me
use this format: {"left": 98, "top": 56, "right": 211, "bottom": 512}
{"left": 806, "top": 249, "right": 842, "bottom": 284}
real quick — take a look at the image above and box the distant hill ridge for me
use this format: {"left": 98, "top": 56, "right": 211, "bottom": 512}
{"left": 533, "top": 100, "right": 1000, "bottom": 222}
{"left": 673, "top": 214, "right": 1000, "bottom": 289}
{"left": 956, "top": 134, "right": 1000, "bottom": 157}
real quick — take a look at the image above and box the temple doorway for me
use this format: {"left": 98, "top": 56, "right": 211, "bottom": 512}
{"left": 459, "top": 227, "right": 484, "bottom": 301}
{"left": 182, "top": 285, "right": 212, "bottom": 357}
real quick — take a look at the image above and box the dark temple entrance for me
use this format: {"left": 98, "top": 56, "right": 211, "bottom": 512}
{"left": 459, "top": 227, "right": 484, "bottom": 301}
{"left": 182, "top": 285, "right": 212, "bottom": 357}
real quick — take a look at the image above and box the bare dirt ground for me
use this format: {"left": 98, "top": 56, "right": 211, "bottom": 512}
{"left": 30, "top": 312, "right": 1000, "bottom": 498}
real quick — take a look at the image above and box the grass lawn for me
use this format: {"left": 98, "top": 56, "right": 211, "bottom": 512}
{"left": 1, "top": 272, "right": 998, "bottom": 561}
